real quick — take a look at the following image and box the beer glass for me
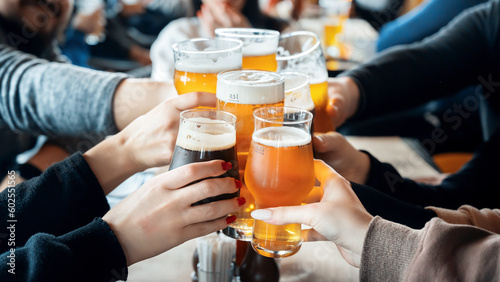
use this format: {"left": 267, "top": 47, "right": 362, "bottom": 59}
{"left": 217, "top": 70, "right": 285, "bottom": 240}
{"left": 319, "top": 0, "right": 352, "bottom": 59}
{"left": 282, "top": 72, "right": 315, "bottom": 134}
{"left": 245, "top": 106, "right": 314, "bottom": 258}
{"left": 173, "top": 38, "right": 243, "bottom": 95}
{"left": 215, "top": 28, "right": 279, "bottom": 72}
{"left": 169, "top": 109, "right": 240, "bottom": 205}
{"left": 277, "top": 31, "right": 335, "bottom": 133}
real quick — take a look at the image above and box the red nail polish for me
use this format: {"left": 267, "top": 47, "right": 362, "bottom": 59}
{"left": 222, "top": 162, "right": 232, "bottom": 170}
{"left": 226, "top": 215, "right": 237, "bottom": 224}
{"left": 237, "top": 197, "right": 246, "bottom": 206}
{"left": 235, "top": 179, "right": 243, "bottom": 189}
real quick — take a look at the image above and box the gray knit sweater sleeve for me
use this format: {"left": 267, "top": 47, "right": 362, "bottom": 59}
{"left": 0, "top": 44, "right": 128, "bottom": 136}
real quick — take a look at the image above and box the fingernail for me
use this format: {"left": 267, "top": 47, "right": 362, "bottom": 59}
{"left": 237, "top": 197, "right": 246, "bottom": 206}
{"left": 226, "top": 215, "right": 237, "bottom": 224}
{"left": 251, "top": 209, "right": 272, "bottom": 221}
{"left": 235, "top": 179, "right": 243, "bottom": 189}
{"left": 222, "top": 162, "right": 232, "bottom": 170}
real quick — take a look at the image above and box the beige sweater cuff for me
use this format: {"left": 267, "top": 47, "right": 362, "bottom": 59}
{"left": 360, "top": 216, "right": 421, "bottom": 281}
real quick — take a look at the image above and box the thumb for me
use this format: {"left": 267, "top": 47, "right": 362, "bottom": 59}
{"left": 313, "top": 132, "right": 345, "bottom": 153}
{"left": 251, "top": 204, "right": 318, "bottom": 226}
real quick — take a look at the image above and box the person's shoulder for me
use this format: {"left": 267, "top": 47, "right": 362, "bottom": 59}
{"left": 159, "top": 17, "right": 202, "bottom": 37}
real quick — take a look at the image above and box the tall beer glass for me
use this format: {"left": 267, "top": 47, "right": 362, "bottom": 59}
{"left": 319, "top": 0, "right": 352, "bottom": 59}
{"left": 217, "top": 70, "right": 285, "bottom": 240}
{"left": 169, "top": 109, "right": 240, "bottom": 205}
{"left": 277, "top": 31, "right": 334, "bottom": 133}
{"left": 282, "top": 72, "right": 315, "bottom": 134}
{"left": 245, "top": 107, "right": 314, "bottom": 258}
{"left": 173, "top": 38, "right": 243, "bottom": 95}
{"left": 215, "top": 28, "right": 279, "bottom": 72}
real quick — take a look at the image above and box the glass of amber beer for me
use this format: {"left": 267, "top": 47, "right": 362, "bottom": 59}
{"left": 245, "top": 106, "right": 314, "bottom": 258}
{"left": 215, "top": 28, "right": 279, "bottom": 72}
{"left": 277, "top": 31, "right": 334, "bottom": 133}
{"left": 169, "top": 109, "right": 240, "bottom": 205}
{"left": 282, "top": 72, "right": 315, "bottom": 134}
{"left": 173, "top": 38, "right": 243, "bottom": 95}
{"left": 217, "top": 70, "right": 285, "bottom": 240}
{"left": 319, "top": 0, "right": 352, "bottom": 59}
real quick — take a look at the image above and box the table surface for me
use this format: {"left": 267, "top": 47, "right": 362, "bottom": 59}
{"left": 126, "top": 137, "right": 438, "bottom": 282}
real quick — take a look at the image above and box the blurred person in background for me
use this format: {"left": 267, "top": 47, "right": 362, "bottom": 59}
{"left": 151, "top": 0, "right": 292, "bottom": 82}
{"left": 0, "top": 0, "right": 196, "bottom": 188}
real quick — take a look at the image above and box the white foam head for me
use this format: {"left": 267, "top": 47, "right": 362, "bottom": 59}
{"left": 215, "top": 28, "right": 279, "bottom": 57}
{"left": 217, "top": 70, "right": 284, "bottom": 104}
{"left": 176, "top": 117, "right": 236, "bottom": 151}
{"left": 252, "top": 127, "right": 311, "bottom": 148}
{"left": 173, "top": 38, "right": 242, "bottom": 73}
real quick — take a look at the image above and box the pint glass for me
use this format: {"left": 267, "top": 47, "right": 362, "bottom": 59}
{"left": 282, "top": 72, "right": 315, "bottom": 134}
{"left": 215, "top": 28, "right": 279, "bottom": 72}
{"left": 319, "top": 0, "right": 352, "bottom": 59}
{"left": 217, "top": 70, "right": 285, "bottom": 240}
{"left": 173, "top": 38, "right": 243, "bottom": 95}
{"left": 245, "top": 107, "right": 314, "bottom": 258}
{"left": 277, "top": 31, "right": 334, "bottom": 133}
{"left": 169, "top": 109, "right": 240, "bottom": 205}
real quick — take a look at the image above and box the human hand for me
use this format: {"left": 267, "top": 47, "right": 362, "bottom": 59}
{"left": 251, "top": 160, "right": 373, "bottom": 267}
{"left": 313, "top": 132, "right": 370, "bottom": 184}
{"left": 116, "top": 92, "right": 217, "bottom": 171}
{"left": 103, "top": 160, "right": 244, "bottom": 266}
{"left": 326, "top": 77, "right": 360, "bottom": 128}
{"left": 198, "top": 0, "right": 251, "bottom": 36}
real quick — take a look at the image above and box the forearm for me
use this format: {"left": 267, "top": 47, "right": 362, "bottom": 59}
{"left": 0, "top": 154, "right": 110, "bottom": 248}
{"left": 0, "top": 45, "right": 127, "bottom": 136}
{"left": 342, "top": 4, "right": 492, "bottom": 120}
{"left": 0, "top": 219, "right": 127, "bottom": 282}
{"left": 83, "top": 133, "right": 145, "bottom": 195}
{"left": 361, "top": 216, "right": 500, "bottom": 281}
{"left": 112, "top": 78, "right": 176, "bottom": 130}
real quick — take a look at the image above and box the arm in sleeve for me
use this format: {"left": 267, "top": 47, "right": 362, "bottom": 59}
{"left": 364, "top": 128, "right": 500, "bottom": 210}
{"left": 0, "top": 45, "right": 129, "bottom": 136}
{"left": 0, "top": 218, "right": 128, "bottom": 282}
{"left": 342, "top": 1, "right": 499, "bottom": 120}
{"left": 377, "top": 0, "right": 488, "bottom": 51}
{"left": 0, "top": 153, "right": 110, "bottom": 250}
{"left": 361, "top": 215, "right": 500, "bottom": 281}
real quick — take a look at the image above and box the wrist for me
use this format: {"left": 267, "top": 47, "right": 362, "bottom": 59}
{"left": 84, "top": 136, "right": 143, "bottom": 195}
{"left": 338, "top": 76, "right": 360, "bottom": 119}
{"left": 353, "top": 151, "right": 370, "bottom": 185}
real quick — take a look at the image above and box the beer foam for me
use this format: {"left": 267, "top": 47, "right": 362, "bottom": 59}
{"left": 216, "top": 28, "right": 279, "bottom": 56}
{"left": 177, "top": 117, "right": 236, "bottom": 151}
{"left": 175, "top": 56, "right": 242, "bottom": 73}
{"left": 243, "top": 41, "right": 278, "bottom": 57}
{"left": 217, "top": 70, "right": 284, "bottom": 104}
{"left": 252, "top": 127, "right": 311, "bottom": 148}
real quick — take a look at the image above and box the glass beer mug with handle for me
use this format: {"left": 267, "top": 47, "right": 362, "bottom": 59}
{"left": 277, "top": 31, "right": 335, "bottom": 133}
{"left": 245, "top": 107, "right": 315, "bottom": 258}
{"left": 169, "top": 109, "right": 240, "bottom": 205}
{"left": 217, "top": 70, "right": 285, "bottom": 240}
{"left": 215, "top": 28, "right": 280, "bottom": 72}
{"left": 173, "top": 38, "right": 243, "bottom": 95}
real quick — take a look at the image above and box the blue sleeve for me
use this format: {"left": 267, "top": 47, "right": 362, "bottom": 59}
{"left": 0, "top": 153, "right": 110, "bottom": 249}
{"left": 377, "top": 0, "right": 489, "bottom": 51}
{"left": 0, "top": 219, "right": 128, "bottom": 282}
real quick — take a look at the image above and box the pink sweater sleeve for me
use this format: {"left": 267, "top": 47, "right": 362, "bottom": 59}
{"left": 361, "top": 209, "right": 500, "bottom": 281}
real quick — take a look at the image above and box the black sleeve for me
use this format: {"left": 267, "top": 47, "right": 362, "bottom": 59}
{"left": 0, "top": 153, "right": 110, "bottom": 250}
{"left": 0, "top": 218, "right": 128, "bottom": 282}
{"left": 362, "top": 129, "right": 500, "bottom": 212}
{"left": 341, "top": 1, "right": 500, "bottom": 120}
